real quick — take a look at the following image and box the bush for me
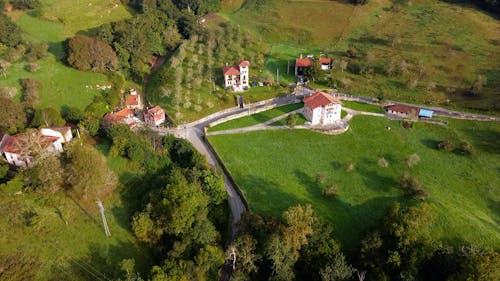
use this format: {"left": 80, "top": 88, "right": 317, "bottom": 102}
{"left": 25, "top": 42, "right": 48, "bottom": 62}
{"left": 459, "top": 141, "right": 475, "bottom": 155}
{"left": 0, "top": 86, "right": 18, "bottom": 99}
{"left": 378, "top": 157, "right": 389, "bottom": 168}
{"left": 26, "top": 62, "right": 40, "bottom": 72}
{"left": 400, "top": 171, "right": 429, "bottom": 200}
{"left": 316, "top": 173, "right": 327, "bottom": 185}
{"left": 405, "top": 153, "right": 420, "bottom": 167}
{"left": 21, "top": 78, "right": 41, "bottom": 106}
{"left": 286, "top": 113, "right": 297, "bottom": 128}
{"left": 438, "top": 139, "right": 454, "bottom": 151}
{"left": 323, "top": 184, "right": 339, "bottom": 197}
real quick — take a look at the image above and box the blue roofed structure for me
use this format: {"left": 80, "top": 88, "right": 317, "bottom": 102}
{"left": 419, "top": 109, "right": 434, "bottom": 118}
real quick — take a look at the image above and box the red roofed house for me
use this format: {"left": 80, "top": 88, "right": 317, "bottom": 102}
{"left": 143, "top": 106, "right": 166, "bottom": 126}
{"left": 103, "top": 108, "right": 138, "bottom": 128}
{"left": 0, "top": 127, "right": 72, "bottom": 167}
{"left": 319, "top": 57, "right": 332, "bottom": 70}
{"left": 295, "top": 56, "right": 312, "bottom": 78}
{"left": 222, "top": 61, "right": 250, "bottom": 92}
{"left": 125, "top": 89, "right": 143, "bottom": 110}
{"left": 303, "top": 92, "right": 343, "bottom": 125}
{"left": 385, "top": 104, "right": 419, "bottom": 119}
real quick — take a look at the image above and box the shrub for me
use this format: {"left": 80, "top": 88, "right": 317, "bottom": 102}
{"left": 378, "top": 157, "right": 389, "bottom": 168}
{"left": 316, "top": 173, "right": 327, "bottom": 185}
{"left": 400, "top": 171, "right": 429, "bottom": 200}
{"left": 26, "top": 62, "right": 40, "bottom": 72}
{"left": 459, "top": 141, "right": 475, "bottom": 155}
{"left": 0, "top": 86, "right": 17, "bottom": 99}
{"left": 438, "top": 139, "right": 454, "bottom": 151}
{"left": 405, "top": 153, "right": 420, "bottom": 167}
{"left": 21, "top": 78, "right": 41, "bottom": 106}
{"left": 286, "top": 113, "right": 297, "bottom": 128}
{"left": 25, "top": 42, "right": 48, "bottom": 62}
{"left": 323, "top": 184, "right": 339, "bottom": 197}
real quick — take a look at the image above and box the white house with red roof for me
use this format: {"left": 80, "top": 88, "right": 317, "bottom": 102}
{"left": 125, "top": 89, "right": 143, "bottom": 110}
{"left": 0, "top": 127, "right": 73, "bottom": 167}
{"left": 303, "top": 92, "right": 343, "bottom": 125}
{"left": 222, "top": 61, "right": 250, "bottom": 92}
{"left": 295, "top": 56, "right": 312, "bottom": 78}
{"left": 143, "top": 106, "right": 166, "bottom": 126}
{"left": 319, "top": 57, "right": 332, "bottom": 70}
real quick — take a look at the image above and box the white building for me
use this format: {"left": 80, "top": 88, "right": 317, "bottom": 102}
{"left": 222, "top": 61, "right": 250, "bottom": 92}
{"left": 303, "top": 92, "right": 343, "bottom": 125}
{"left": 0, "top": 127, "right": 73, "bottom": 167}
{"left": 143, "top": 106, "right": 166, "bottom": 126}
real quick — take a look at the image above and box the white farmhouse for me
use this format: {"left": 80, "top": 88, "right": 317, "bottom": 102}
{"left": 222, "top": 61, "right": 250, "bottom": 92}
{"left": 0, "top": 127, "right": 73, "bottom": 167}
{"left": 303, "top": 92, "right": 343, "bottom": 125}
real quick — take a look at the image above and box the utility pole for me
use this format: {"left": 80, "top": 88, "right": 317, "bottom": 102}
{"left": 276, "top": 68, "right": 279, "bottom": 85}
{"left": 96, "top": 199, "right": 111, "bottom": 237}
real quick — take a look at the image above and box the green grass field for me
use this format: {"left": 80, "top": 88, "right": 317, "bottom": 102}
{"left": 209, "top": 103, "right": 303, "bottom": 131}
{"left": 0, "top": 1, "right": 133, "bottom": 111}
{"left": 342, "top": 100, "right": 385, "bottom": 113}
{"left": 209, "top": 116, "right": 500, "bottom": 252}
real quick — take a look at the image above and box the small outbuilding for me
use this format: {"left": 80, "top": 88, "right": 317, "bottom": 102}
{"left": 418, "top": 108, "right": 434, "bottom": 118}
{"left": 143, "top": 106, "right": 166, "bottom": 126}
{"left": 385, "top": 104, "right": 420, "bottom": 119}
{"left": 295, "top": 56, "right": 312, "bottom": 78}
{"left": 319, "top": 57, "right": 332, "bottom": 70}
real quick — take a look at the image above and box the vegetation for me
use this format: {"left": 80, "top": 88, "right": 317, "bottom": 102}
{"left": 209, "top": 103, "right": 303, "bottom": 131}
{"left": 209, "top": 116, "right": 500, "bottom": 252}
{"left": 67, "top": 35, "right": 118, "bottom": 73}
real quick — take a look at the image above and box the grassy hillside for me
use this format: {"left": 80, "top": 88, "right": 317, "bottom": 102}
{"left": 0, "top": 0, "right": 133, "bottom": 110}
{"left": 220, "top": 0, "right": 500, "bottom": 114}
{"left": 209, "top": 117, "right": 500, "bottom": 252}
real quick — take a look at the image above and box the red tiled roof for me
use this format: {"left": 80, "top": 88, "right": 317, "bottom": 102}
{"left": 386, "top": 104, "right": 419, "bottom": 114}
{"left": 238, "top": 60, "right": 250, "bottom": 67}
{"left": 1, "top": 134, "right": 58, "bottom": 155}
{"left": 295, "top": 58, "right": 312, "bottom": 67}
{"left": 147, "top": 106, "right": 164, "bottom": 114}
{"left": 319, "top": 57, "right": 332, "bottom": 64}
{"left": 126, "top": 94, "right": 139, "bottom": 106}
{"left": 222, "top": 66, "right": 240, "bottom": 76}
{"left": 115, "top": 108, "right": 134, "bottom": 117}
{"left": 304, "top": 92, "right": 342, "bottom": 110}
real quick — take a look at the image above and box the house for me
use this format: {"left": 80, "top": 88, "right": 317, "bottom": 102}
{"left": 125, "top": 89, "right": 142, "bottom": 110}
{"left": 295, "top": 56, "right": 312, "bottom": 78}
{"left": 418, "top": 108, "right": 434, "bottom": 118}
{"left": 303, "top": 92, "right": 343, "bottom": 125}
{"left": 143, "top": 106, "right": 166, "bottom": 126}
{"left": 319, "top": 57, "right": 332, "bottom": 70}
{"left": 386, "top": 104, "right": 420, "bottom": 119}
{"left": 103, "top": 108, "right": 139, "bottom": 128}
{"left": 0, "top": 127, "right": 72, "bottom": 167}
{"left": 222, "top": 61, "right": 250, "bottom": 92}
{"left": 40, "top": 127, "right": 73, "bottom": 143}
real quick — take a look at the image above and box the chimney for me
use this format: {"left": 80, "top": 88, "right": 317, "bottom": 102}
{"left": 300, "top": 54, "right": 303, "bottom": 59}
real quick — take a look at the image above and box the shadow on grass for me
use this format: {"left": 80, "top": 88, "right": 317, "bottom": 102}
{"left": 63, "top": 240, "right": 152, "bottom": 280}
{"left": 459, "top": 128, "right": 500, "bottom": 154}
{"left": 421, "top": 138, "right": 439, "bottom": 150}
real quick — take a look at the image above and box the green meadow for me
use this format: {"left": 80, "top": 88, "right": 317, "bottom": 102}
{"left": 209, "top": 116, "right": 500, "bottom": 252}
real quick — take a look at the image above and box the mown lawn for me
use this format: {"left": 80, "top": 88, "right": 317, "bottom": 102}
{"left": 342, "top": 100, "right": 385, "bottom": 113}
{"left": 209, "top": 103, "right": 303, "bottom": 131}
{"left": 209, "top": 116, "right": 500, "bottom": 252}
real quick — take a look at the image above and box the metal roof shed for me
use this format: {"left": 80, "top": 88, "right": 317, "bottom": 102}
{"left": 419, "top": 109, "right": 434, "bottom": 118}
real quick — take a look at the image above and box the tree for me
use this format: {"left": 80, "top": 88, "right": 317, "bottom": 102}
{"left": 24, "top": 154, "right": 63, "bottom": 194}
{"left": 30, "top": 107, "right": 65, "bottom": 128}
{"left": 459, "top": 141, "right": 475, "bottom": 155}
{"left": 0, "top": 96, "right": 27, "bottom": 134}
{"left": 230, "top": 234, "right": 260, "bottom": 280}
{"left": 0, "top": 14, "right": 22, "bottom": 47}
{"left": 67, "top": 35, "right": 119, "bottom": 72}
{"left": 438, "top": 139, "right": 454, "bottom": 151}
{"left": 62, "top": 106, "right": 85, "bottom": 124}
{"left": 400, "top": 171, "right": 429, "bottom": 200}
{"left": 339, "top": 60, "right": 348, "bottom": 73}
{"left": 25, "top": 41, "right": 48, "bottom": 62}
{"left": 320, "top": 254, "right": 353, "bottom": 281}
{"left": 65, "top": 141, "right": 117, "bottom": 200}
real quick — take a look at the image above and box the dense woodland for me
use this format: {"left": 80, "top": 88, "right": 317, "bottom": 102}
{"left": 0, "top": 0, "right": 499, "bottom": 280}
